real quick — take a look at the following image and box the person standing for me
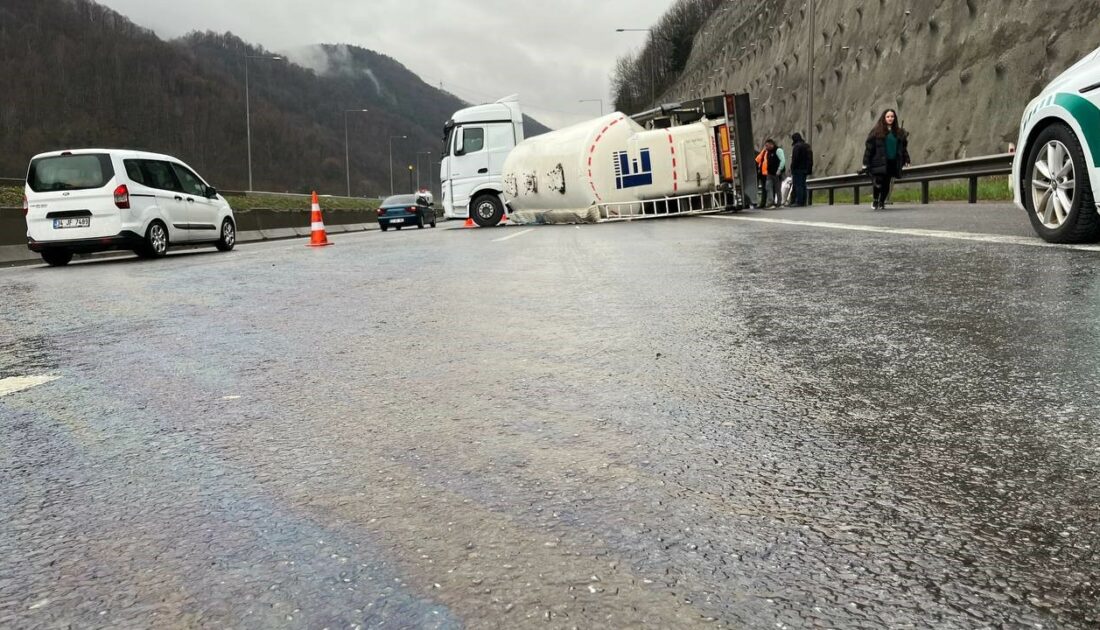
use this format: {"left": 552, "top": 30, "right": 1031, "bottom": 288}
{"left": 862, "top": 109, "right": 911, "bottom": 210}
{"left": 789, "top": 132, "right": 813, "bottom": 207}
{"left": 754, "top": 139, "right": 781, "bottom": 208}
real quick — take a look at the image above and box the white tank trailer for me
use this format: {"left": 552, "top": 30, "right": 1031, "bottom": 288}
{"left": 495, "top": 94, "right": 756, "bottom": 226}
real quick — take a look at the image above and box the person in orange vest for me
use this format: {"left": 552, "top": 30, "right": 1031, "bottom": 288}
{"left": 755, "top": 139, "right": 781, "bottom": 208}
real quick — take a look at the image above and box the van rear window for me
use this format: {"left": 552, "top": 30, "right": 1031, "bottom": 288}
{"left": 28, "top": 154, "right": 114, "bottom": 193}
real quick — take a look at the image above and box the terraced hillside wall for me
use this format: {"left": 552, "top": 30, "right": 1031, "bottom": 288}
{"left": 667, "top": 0, "right": 1100, "bottom": 175}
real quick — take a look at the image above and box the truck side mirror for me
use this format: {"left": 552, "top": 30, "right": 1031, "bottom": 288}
{"left": 454, "top": 127, "right": 465, "bottom": 156}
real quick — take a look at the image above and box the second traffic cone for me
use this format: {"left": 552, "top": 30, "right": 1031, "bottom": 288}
{"left": 463, "top": 217, "right": 476, "bottom": 228}
{"left": 306, "top": 191, "right": 333, "bottom": 247}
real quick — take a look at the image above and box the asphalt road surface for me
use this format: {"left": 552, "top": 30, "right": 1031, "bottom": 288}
{"left": 2, "top": 202, "right": 1098, "bottom": 628}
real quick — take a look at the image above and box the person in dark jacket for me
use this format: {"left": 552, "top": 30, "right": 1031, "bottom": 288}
{"left": 862, "top": 109, "right": 911, "bottom": 210}
{"left": 789, "top": 132, "right": 813, "bottom": 207}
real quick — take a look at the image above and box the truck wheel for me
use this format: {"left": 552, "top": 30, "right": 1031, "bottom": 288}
{"left": 1024, "top": 123, "right": 1100, "bottom": 243}
{"left": 471, "top": 194, "right": 504, "bottom": 227}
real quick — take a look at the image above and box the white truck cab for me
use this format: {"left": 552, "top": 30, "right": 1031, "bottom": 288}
{"left": 440, "top": 95, "right": 525, "bottom": 221}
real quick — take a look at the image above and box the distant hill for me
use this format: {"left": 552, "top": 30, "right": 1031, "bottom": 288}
{"left": 0, "top": 0, "right": 549, "bottom": 197}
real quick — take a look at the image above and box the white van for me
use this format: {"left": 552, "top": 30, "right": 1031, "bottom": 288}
{"left": 24, "top": 149, "right": 236, "bottom": 266}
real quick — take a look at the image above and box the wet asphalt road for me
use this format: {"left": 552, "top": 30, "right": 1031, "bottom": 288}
{"left": 1, "top": 202, "right": 1098, "bottom": 629}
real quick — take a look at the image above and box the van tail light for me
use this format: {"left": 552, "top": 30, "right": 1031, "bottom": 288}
{"left": 22, "top": 195, "right": 28, "bottom": 216}
{"left": 114, "top": 184, "right": 130, "bottom": 209}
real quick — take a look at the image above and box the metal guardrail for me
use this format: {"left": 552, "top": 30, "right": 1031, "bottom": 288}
{"left": 806, "top": 153, "right": 1014, "bottom": 205}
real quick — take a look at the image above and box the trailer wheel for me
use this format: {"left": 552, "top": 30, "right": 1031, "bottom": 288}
{"left": 471, "top": 194, "right": 504, "bottom": 227}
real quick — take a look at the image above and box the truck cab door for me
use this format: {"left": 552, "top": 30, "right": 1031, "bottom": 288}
{"left": 448, "top": 125, "right": 488, "bottom": 217}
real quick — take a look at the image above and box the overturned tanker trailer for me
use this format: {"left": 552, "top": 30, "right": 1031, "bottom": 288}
{"left": 493, "top": 94, "right": 757, "bottom": 226}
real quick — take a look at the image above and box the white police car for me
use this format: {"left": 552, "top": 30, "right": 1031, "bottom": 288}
{"left": 1014, "top": 46, "right": 1100, "bottom": 243}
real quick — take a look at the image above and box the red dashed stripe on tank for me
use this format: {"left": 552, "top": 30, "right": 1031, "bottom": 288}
{"left": 588, "top": 117, "right": 624, "bottom": 202}
{"left": 668, "top": 132, "right": 679, "bottom": 192}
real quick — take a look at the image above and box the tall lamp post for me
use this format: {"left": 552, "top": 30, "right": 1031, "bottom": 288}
{"left": 416, "top": 151, "right": 432, "bottom": 189}
{"left": 579, "top": 99, "right": 604, "bottom": 116}
{"left": 245, "top": 54, "right": 283, "bottom": 192}
{"left": 808, "top": 0, "right": 816, "bottom": 145}
{"left": 344, "top": 109, "right": 369, "bottom": 197}
{"left": 388, "top": 135, "right": 407, "bottom": 195}
{"left": 615, "top": 28, "right": 656, "bottom": 106}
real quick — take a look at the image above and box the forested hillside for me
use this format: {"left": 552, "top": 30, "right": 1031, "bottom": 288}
{"left": 0, "top": 0, "right": 547, "bottom": 196}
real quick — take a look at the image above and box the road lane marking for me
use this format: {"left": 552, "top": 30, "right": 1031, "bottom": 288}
{"left": 0, "top": 374, "right": 60, "bottom": 398}
{"left": 493, "top": 228, "right": 535, "bottom": 243}
{"left": 703, "top": 215, "right": 1100, "bottom": 251}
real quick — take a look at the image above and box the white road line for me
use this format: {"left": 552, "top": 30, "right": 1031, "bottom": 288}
{"left": 493, "top": 228, "right": 535, "bottom": 243}
{"left": 0, "top": 374, "right": 60, "bottom": 398}
{"left": 703, "top": 215, "right": 1100, "bottom": 252}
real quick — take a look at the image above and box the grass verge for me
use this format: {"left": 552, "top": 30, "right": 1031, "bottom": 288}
{"left": 1, "top": 186, "right": 378, "bottom": 211}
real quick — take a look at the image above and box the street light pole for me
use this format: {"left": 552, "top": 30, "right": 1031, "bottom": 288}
{"left": 388, "top": 135, "right": 407, "bottom": 196}
{"left": 579, "top": 99, "right": 604, "bottom": 116}
{"left": 416, "top": 151, "right": 432, "bottom": 189}
{"left": 245, "top": 54, "right": 282, "bottom": 192}
{"left": 344, "top": 109, "right": 369, "bottom": 197}
{"left": 808, "top": 0, "right": 815, "bottom": 145}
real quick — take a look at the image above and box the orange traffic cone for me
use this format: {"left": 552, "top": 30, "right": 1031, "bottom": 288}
{"left": 463, "top": 217, "right": 476, "bottom": 228}
{"left": 306, "top": 191, "right": 333, "bottom": 247}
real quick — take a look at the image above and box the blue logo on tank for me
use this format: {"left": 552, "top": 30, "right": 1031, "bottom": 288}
{"left": 613, "top": 149, "right": 653, "bottom": 189}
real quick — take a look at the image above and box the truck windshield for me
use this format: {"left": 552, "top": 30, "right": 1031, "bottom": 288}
{"left": 28, "top": 154, "right": 115, "bottom": 193}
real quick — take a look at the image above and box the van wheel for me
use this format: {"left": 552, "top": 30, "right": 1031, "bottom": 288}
{"left": 471, "top": 194, "right": 504, "bottom": 227}
{"left": 137, "top": 221, "right": 169, "bottom": 258}
{"left": 41, "top": 250, "right": 73, "bottom": 267}
{"left": 1024, "top": 123, "right": 1100, "bottom": 243}
{"left": 215, "top": 218, "right": 236, "bottom": 251}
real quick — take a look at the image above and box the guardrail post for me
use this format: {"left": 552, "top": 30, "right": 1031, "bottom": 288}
{"left": 968, "top": 177, "right": 978, "bottom": 204}
{"left": 853, "top": 186, "right": 860, "bottom": 205}
{"left": 921, "top": 181, "right": 930, "bottom": 204}
{"left": 828, "top": 189, "right": 834, "bottom": 205}
{"left": 807, "top": 189, "right": 813, "bottom": 206}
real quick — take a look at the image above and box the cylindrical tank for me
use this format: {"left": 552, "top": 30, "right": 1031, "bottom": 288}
{"left": 502, "top": 113, "right": 717, "bottom": 214}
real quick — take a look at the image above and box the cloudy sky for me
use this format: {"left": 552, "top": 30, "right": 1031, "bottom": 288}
{"left": 94, "top": 0, "right": 673, "bottom": 129}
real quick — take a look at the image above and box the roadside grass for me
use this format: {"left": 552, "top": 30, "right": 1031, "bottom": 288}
{"left": 1, "top": 186, "right": 22, "bottom": 207}
{"left": 1, "top": 186, "right": 378, "bottom": 211}
{"left": 222, "top": 193, "right": 379, "bottom": 211}
{"left": 809, "top": 176, "right": 1013, "bottom": 205}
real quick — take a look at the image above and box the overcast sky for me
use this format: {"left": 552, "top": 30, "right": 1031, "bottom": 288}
{"left": 94, "top": 0, "right": 673, "bottom": 129}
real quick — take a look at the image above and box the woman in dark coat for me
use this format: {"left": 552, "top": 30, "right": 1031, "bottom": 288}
{"left": 862, "top": 109, "right": 911, "bottom": 209}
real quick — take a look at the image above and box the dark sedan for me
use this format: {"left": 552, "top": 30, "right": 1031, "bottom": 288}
{"left": 377, "top": 194, "right": 437, "bottom": 231}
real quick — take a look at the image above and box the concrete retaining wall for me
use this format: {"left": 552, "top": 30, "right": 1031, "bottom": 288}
{"left": 0, "top": 207, "right": 378, "bottom": 265}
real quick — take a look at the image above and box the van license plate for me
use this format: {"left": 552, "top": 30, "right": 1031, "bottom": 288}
{"left": 53, "top": 217, "right": 90, "bottom": 229}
